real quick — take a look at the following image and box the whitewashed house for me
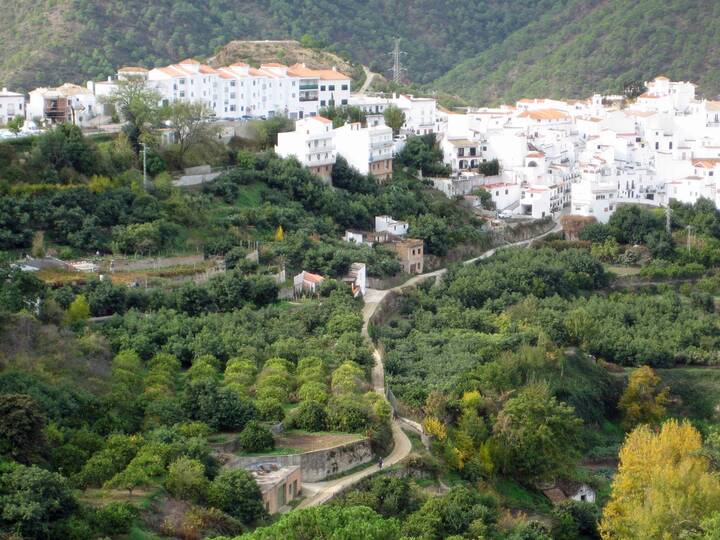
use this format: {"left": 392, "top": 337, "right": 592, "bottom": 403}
{"left": 333, "top": 122, "right": 394, "bottom": 180}
{"left": 0, "top": 88, "right": 25, "bottom": 124}
{"left": 275, "top": 116, "right": 336, "bottom": 182}
{"left": 375, "top": 215, "right": 408, "bottom": 236}
{"left": 28, "top": 84, "right": 98, "bottom": 126}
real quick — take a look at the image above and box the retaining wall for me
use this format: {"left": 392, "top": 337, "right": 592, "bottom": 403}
{"left": 223, "top": 438, "right": 373, "bottom": 482}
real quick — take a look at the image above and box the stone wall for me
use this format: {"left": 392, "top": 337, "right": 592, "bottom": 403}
{"left": 222, "top": 438, "right": 373, "bottom": 482}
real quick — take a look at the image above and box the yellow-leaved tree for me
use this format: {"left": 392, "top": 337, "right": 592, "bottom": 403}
{"left": 618, "top": 365, "right": 669, "bottom": 430}
{"left": 275, "top": 225, "right": 285, "bottom": 241}
{"left": 600, "top": 419, "right": 720, "bottom": 539}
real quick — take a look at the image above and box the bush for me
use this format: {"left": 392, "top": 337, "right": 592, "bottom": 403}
{"left": 208, "top": 469, "right": 267, "bottom": 524}
{"left": 326, "top": 398, "right": 371, "bottom": 432}
{"left": 90, "top": 502, "right": 137, "bottom": 537}
{"left": 238, "top": 421, "right": 275, "bottom": 453}
{"left": 256, "top": 398, "right": 285, "bottom": 422}
{"left": 289, "top": 400, "right": 328, "bottom": 432}
{"left": 165, "top": 457, "right": 208, "bottom": 502}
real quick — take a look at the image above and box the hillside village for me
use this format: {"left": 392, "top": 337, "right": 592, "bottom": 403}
{"left": 2, "top": 61, "right": 720, "bottom": 228}
{"left": 4, "top": 42, "right": 720, "bottom": 539}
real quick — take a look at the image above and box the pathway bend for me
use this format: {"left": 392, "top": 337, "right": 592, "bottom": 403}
{"left": 300, "top": 221, "right": 562, "bottom": 508}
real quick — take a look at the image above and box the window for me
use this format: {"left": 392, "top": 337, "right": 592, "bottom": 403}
{"left": 341, "top": 99, "right": 348, "bottom": 105}
{"left": 320, "top": 85, "right": 326, "bottom": 91}
{"left": 669, "top": 141, "right": 673, "bottom": 149}
{"left": 655, "top": 142, "right": 659, "bottom": 150}
{"left": 329, "top": 85, "right": 335, "bottom": 91}
{"left": 320, "top": 100, "right": 326, "bottom": 106}
{"left": 341, "top": 84, "right": 348, "bottom": 90}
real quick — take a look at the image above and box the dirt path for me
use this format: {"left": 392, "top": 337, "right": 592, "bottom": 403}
{"left": 358, "top": 65, "right": 377, "bottom": 95}
{"left": 299, "top": 220, "right": 562, "bottom": 509}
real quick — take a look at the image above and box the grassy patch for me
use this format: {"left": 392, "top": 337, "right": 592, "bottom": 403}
{"left": 235, "top": 446, "right": 300, "bottom": 456}
{"left": 123, "top": 526, "right": 164, "bottom": 540}
{"left": 605, "top": 265, "right": 642, "bottom": 277}
{"left": 494, "top": 478, "right": 551, "bottom": 512}
{"left": 236, "top": 182, "right": 267, "bottom": 208}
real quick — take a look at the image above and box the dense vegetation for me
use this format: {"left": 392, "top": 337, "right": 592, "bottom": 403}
{"left": 6, "top": 1, "right": 720, "bottom": 101}
{"left": 435, "top": 0, "right": 720, "bottom": 103}
{"left": 0, "top": 121, "right": 485, "bottom": 289}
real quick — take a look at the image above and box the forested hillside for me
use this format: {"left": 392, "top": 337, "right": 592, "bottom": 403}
{"left": 3, "top": 1, "right": 719, "bottom": 100}
{"left": 434, "top": 0, "right": 720, "bottom": 103}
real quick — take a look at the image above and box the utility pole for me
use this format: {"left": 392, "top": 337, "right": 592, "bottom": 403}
{"left": 665, "top": 205, "right": 672, "bottom": 235}
{"left": 390, "top": 38, "right": 406, "bottom": 85}
{"left": 687, "top": 225, "right": 693, "bottom": 252}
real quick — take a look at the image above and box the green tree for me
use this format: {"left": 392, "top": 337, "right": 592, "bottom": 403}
{"left": 290, "top": 400, "right": 328, "bottom": 432}
{"left": 7, "top": 115, "right": 24, "bottom": 135}
{"left": 0, "top": 463, "right": 78, "bottom": 538}
{"left": 163, "top": 100, "right": 221, "bottom": 159}
{"left": 209, "top": 469, "right": 266, "bottom": 524}
{"left": 64, "top": 294, "right": 91, "bottom": 325}
{"left": 0, "top": 394, "right": 46, "bottom": 463}
{"left": 165, "top": 457, "right": 208, "bottom": 502}
{"left": 31, "top": 123, "right": 99, "bottom": 177}
{"left": 238, "top": 504, "right": 400, "bottom": 539}
{"left": 238, "top": 420, "right": 275, "bottom": 453}
{"left": 493, "top": 383, "right": 582, "bottom": 481}
{"left": 103, "top": 77, "right": 162, "bottom": 150}
{"left": 383, "top": 105, "right": 406, "bottom": 135}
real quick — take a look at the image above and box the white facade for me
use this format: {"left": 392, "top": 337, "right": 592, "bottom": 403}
{"left": 275, "top": 116, "right": 336, "bottom": 181}
{"left": 393, "top": 94, "right": 436, "bottom": 135}
{"left": 375, "top": 215, "right": 408, "bottom": 236}
{"left": 333, "top": 122, "right": 394, "bottom": 179}
{"left": 0, "top": 89, "right": 25, "bottom": 124}
{"left": 483, "top": 182, "right": 521, "bottom": 212}
{"left": 142, "top": 59, "right": 350, "bottom": 120}
{"left": 28, "top": 84, "right": 98, "bottom": 127}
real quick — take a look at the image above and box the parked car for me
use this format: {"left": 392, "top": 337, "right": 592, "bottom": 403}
{"left": 498, "top": 210, "right": 514, "bottom": 219}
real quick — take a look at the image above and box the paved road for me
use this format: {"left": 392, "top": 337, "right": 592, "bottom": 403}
{"left": 298, "top": 221, "right": 561, "bottom": 509}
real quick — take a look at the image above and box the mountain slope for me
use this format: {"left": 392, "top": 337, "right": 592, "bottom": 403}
{"left": 0, "top": 0, "right": 558, "bottom": 90}
{"left": 433, "top": 0, "right": 720, "bottom": 103}
{"left": 1, "top": 1, "right": 719, "bottom": 102}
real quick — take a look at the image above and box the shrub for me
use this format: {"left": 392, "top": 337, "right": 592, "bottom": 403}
{"left": 165, "top": 457, "right": 208, "bottom": 502}
{"left": 90, "top": 502, "right": 137, "bottom": 537}
{"left": 256, "top": 398, "right": 285, "bottom": 422}
{"left": 208, "top": 469, "right": 267, "bottom": 524}
{"left": 326, "top": 398, "right": 371, "bottom": 432}
{"left": 290, "top": 401, "right": 328, "bottom": 432}
{"left": 298, "top": 382, "right": 329, "bottom": 404}
{"left": 238, "top": 421, "right": 275, "bottom": 453}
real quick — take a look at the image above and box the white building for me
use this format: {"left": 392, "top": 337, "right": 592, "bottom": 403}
{"left": 440, "top": 135, "right": 482, "bottom": 172}
{"left": 0, "top": 88, "right": 25, "bottom": 124}
{"left": 28, "top": 84, "right": 98, "bottom": 127}
{"left": 343, "top": 262, "right": 367, "bottom": 297}
{"left": 275, "top": 116, "right": 336, "bottom": 182}
{"left": 143, "top": 59, "right": 351, "bottom": 121}
{"left": 333, "top": 122, "right": 393, "bottom": 180}
{"left": 375, "top": 215, "right": 408, "bottom": 236}
{"left": 483, "top": 182, "right": 521, "bottom": 213}
{"left": 392, "top": 94, "right": 437, "bottom": 135}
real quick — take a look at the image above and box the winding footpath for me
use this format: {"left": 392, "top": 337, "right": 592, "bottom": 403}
{"left": 298, "top": 221, "right": 562, "bottom": 508}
